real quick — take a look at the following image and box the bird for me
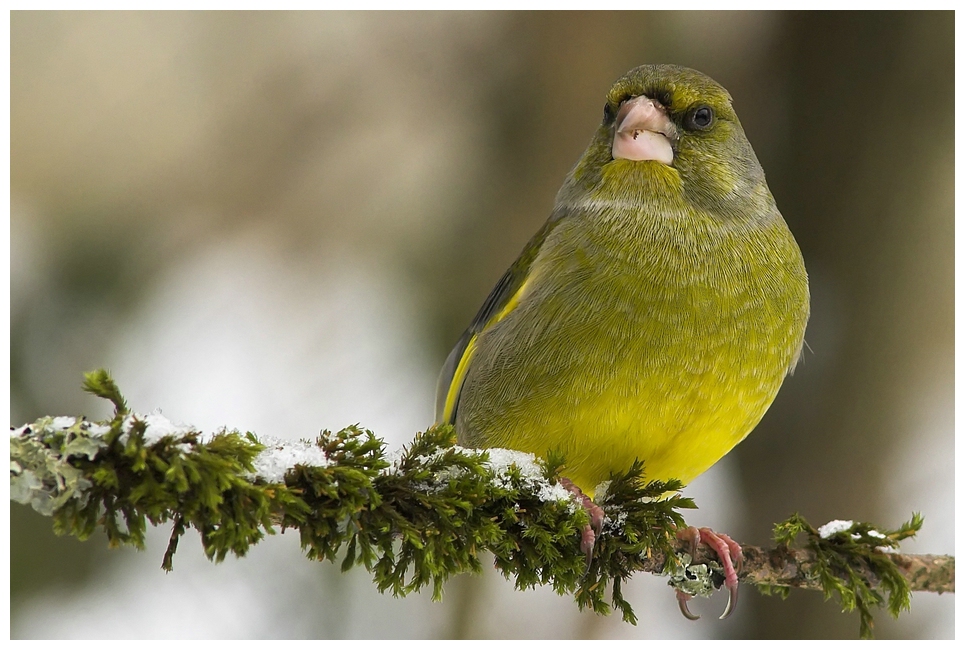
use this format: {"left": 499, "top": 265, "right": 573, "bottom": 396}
{"left": 435, "top": 64, "right": 809, "bottom": 620}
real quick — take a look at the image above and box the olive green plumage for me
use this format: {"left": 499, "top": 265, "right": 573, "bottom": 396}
{"left": 437, "top": 64, "right": 809, "bottom": 497}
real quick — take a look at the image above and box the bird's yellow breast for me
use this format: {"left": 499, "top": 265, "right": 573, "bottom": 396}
{"left": 455, "top": 204, "right": 808, "bottom": 497}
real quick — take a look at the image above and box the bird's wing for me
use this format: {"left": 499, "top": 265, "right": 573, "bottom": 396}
{"left": 435, "top": 218, "right": 557, "bottom": 425}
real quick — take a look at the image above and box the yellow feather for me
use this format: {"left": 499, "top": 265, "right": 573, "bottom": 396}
{"left": 442, "top": 334, "right": 476, "bottom": 424}
{"left": 443, "top": 278, "right": 530, "bottom": 424}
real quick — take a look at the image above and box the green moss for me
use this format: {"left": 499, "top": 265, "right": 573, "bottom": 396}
{"left": 10, "top": 370, "right": 930, "bottom": 635}
{"left": 9, "top": 370, "right": 695, "bottom": 624}
{"left": 771, "top": 512, "right": 923, "bottom": 639}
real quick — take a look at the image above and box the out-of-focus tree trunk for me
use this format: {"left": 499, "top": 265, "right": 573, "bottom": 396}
{"left": 738, "top": 11, "right": 954, "bottom": 639}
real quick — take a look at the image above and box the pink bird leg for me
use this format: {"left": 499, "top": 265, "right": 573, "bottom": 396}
{"left": 675, "top": 525, "right": 744, "bottom": 620}
{"left": 559, "top": 478, "right": 604, "bottom": 567}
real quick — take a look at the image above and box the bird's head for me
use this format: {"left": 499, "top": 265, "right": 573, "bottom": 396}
{"left": 558, "top": 64, "right": 772, "bottom": 220}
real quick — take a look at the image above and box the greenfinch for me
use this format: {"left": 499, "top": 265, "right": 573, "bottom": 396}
{"left": 436, "top": 64, "right": 809, "bottom": 617}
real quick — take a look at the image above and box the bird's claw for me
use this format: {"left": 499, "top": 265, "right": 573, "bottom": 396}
{"left": 675, "top": 525, "right": 743, "bottom": 621}
{"left": 720, "top": 579, "right": 739, "bottom": 620}
{"left": 581, "top": 527, "right": 596, "bottom": 567}
{"left": 560, "top": 478, "right": 604, "bottom": 571}
{"left": 676, "top": 589, "right": 700, "bottom": 621}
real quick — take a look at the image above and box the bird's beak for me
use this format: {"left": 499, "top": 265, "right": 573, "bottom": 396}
{"left": 611, "top": 95, "right": 676, "bottom": 165}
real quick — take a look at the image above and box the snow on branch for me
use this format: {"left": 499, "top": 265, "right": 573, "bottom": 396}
{"left": 9, "top": 370, "right": 954, "bottom": 639}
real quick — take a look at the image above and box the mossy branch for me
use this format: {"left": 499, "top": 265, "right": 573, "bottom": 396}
{"left": 9, "top": 371, "right": 953, "bottom": 639}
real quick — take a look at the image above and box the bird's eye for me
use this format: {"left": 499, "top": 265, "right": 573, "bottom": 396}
{"left": 603, "top": 103, "right": 615, "bottom": 122}
{"left": 685, "top": 105, "right": 715, "bottom": 131}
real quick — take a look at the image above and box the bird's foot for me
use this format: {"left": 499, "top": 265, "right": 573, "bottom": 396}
{"left": 675, "top": 526, "right": 743, "bottom": 620}
{"left": 559, "top": 478, "right": 604, "bottom": 567}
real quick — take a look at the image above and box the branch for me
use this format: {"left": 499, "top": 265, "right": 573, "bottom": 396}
{"left": 9, "top": 370, "right": 953, "bottom": 639}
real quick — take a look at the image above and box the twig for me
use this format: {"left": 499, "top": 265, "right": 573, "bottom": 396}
{"left": 7, "top": 369, "right": 956, "bottom": 640}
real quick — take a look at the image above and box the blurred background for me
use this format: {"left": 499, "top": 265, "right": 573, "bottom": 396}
{"left": 9, "top": 11, "right": 954, "bottom": 639}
